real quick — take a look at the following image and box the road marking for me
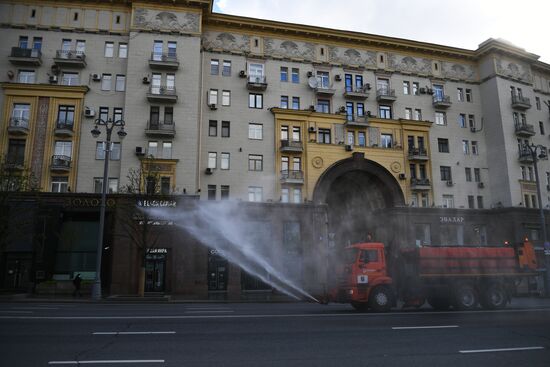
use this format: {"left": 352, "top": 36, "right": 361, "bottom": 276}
{"left": 185, "top": 310, "right": 234, "bottom": 313}
{"left": 392, "top": 325, "right": 459, "bottom": 330}
{"left": 2, "top": 307, "right": 550, "bottom": 320}
{"left": 459, "top": 346, "right": 544, "bottom": 354}
{"left": 12, "top": 307, "right": 58, "bottom": 310}
{"left": 48, "top": 360, "right": 164, "bottom": 364}
{"left": 93, "top": 331, "right": 176, "bottom": 335}
{"left": 0, "top": 310, "right": 33, "bottom": 313}
{"left": 185, "top": 307, "right": 232, "bottom": 310}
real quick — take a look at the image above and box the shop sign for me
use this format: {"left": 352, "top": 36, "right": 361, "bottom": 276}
{"left": 137, "top": 199, "right": 177, "bottom": 208}
{"left": 66, "top": 198, "right": 116, "bottom": 208}
{"left": 439, "top": 216, "right": 465, "bottom": 223}
{"left": 149, "top": 248, "right": 168, "bottom": 254}
{"left": 209, "top": 249, "right": 225, "bottom": 256}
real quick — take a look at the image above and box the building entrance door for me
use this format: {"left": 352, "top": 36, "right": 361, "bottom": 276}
{"left": 4, "top": 254, "right": 32, "bottom": 290}
{"left": 208, "top": 250, "right": 228, "bottom": 291}
{"left": 145, "top": 253, "right": 166, "bottom": 293}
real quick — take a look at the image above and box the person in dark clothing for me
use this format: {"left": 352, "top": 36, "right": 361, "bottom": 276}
{"left": 73, "top": 274, "right": 82, "bottom": 297}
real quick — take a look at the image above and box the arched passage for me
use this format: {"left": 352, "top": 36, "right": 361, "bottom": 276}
{"left": 313, "top": 153, "right": 405, "bottom": 246}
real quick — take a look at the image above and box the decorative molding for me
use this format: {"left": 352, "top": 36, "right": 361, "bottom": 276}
{"left": 388, "top": 53, "right": 431, "bottom": 74}
{"left": 202, "top": 31, "right": 250, "bottom": 52}
{"left": 264, "top": 38, "right": 315, "bottom": 60}
{"left": 132, "top": 8, "right": 199, "bottom": 33}
{"left": 495, "top": 58, "right": 532, "bottom": 83}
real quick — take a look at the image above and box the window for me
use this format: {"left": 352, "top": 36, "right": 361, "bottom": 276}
{"left": 17, "top": 70, "right": 35, "bottom": 84}
{"left": 61, "top": 39, "right": 71, "bottom": 51}
{"left": 96, "top": 142, "right": 121, "bottom": 160}
{"left": 440, "top": 166, "right": 452, "bottom": 181}
{"left": 414, "top": 223, "right": 431, "bottom": 246}
{"left": 207, "top": 185, "right": 216, "bottom": 200}
{"left": 104, "top": 42, "right": 114, "bottom": 57}
{"left": 32, "top": 37, "right": 42, "bottom": 51}
{"left": 347, "top": 131, "right": 355, "bottom": 146}
{"left": 221, "top": 185, "right": 230, "bottom": 200}
{"left": 54, "top": 141, "right": 72, "bottom": 158}
{"left": 162, "top": 142, "right": 172, "bottom": 159}
{"left": 293, "top": 188, "right": 302, "bottom": 203}
{"left": 280, "top": 95, "right": 289, "bottom": 109}
{"left": 381, "top": 134, "right": 393, "bottom": 148}
{"left": 281, "top": 188, "right": 289, "bottom": 203}
{"left": 209, "top": 120, "right": 217, "bottom": 136}
{"left": 292, "top": 97, "right": 300, "bottom": 110}
{"left": 280, "top": 67, "right": 288, "bottom": 82}
{"left": 528, "top": 166, "right": 534, "bottom": 181}
{"left": 458, "top": 114, "right": 466, "bottom": 128}
{"left": 73, "top": 12, "right": 79, "bottom": 21}
{"left": 318, "top": 128, "right": 331, "bottom": 144}
{"left": 468, "top": 115, "right": 475, "bottom": 129}
{"left": 472, "top": 141, "right": 479, "bottom": 155}
{"left": 316, "top": 71, "right": 330, "bottom": 88}
{"left": 148, "top": 141, "right": 158, "bottom": 157}
{"left": 208, "top": 89, "right": 218, "bottom": 105}
{"left": 540, "top": 121, "right": 545, "bottom": 135}
{"left": 379, "top": 105, "right": 392, "bottom": 119}
{"left": 18, "top": 36, "right": 29, "bottom": 49}
{"left": 222, "top": 60, "right": 231, "bottom": 76}
{"left": 465, "top": 167, "right": 472, "bottom": 182}
{"left": 221, "top": 121, "right": 230, "bottom": 137}
{"left": 31, "top": 9, "right": 36, "bottom": 18}
{"left": 164, "top": 107, "right": 173, "bottom": 124}
{"left": 474, "top": 168, "right": 481, "bottom": 183}
{"left": 281, "top": 156, "right": 289, "bottom": 172}
{"left": 377, "top": 78, "right": 389, "bottom": 93}
{"left": 152, "top": 41, "right": 163, "bottom": 60}
{"left": 457, "top": 88, "right": 464, "bottom": 102}
{"left": 7, "top": 139, "right": 25, "bottom": 165}
{"left": 358, "top": 132, "right": 366, "bottom": 147}
{"left": 210, "top": 59, "right": 219, "bottom": 75}
{"left": 11, "top": 103, "right": 30, "bottom": 124}
{"left": 405, "top": 108, "right": 412, "bottom": 120}
{"left": 536, "top": 97, "right": 541, "bottom": 110}
{"left": 61, "top": 72, "right": 79, "bottom": 86}
{"left": 248, "top": 154, "right": 263, "bottom": 171}
{"left": 521, "top": 166, "right": 527, "bottom": 180}
{"left": 207, "top": 152, "right": 217, "bottom": 169}
{"left": 249, "top": 93, "right": 263, "bottom": 109}
{"left": 465, "top": 89, "right": 472, "bottom": 102}
{"left": 292, "top": 127, "right": 301, "bottom": 142}
{"left": 113, "top": 106, "right": 123, "bottom": 122}
{"left": 115, "top": 75, "right": 125, "bottom": 91}
{"left": 291, "top": 68, "right": 299, "bottom": 83}
{"left": 76, "top": 40, "right": 85, "bottom": 53}
{"left": 442, "top": 195, "right": 455, "bottom": 209}
{"left": 468, "top": 195, "right": 475, "bottom": 209}
{"left": 316, "top": 99, "right": 330, "bottom": 113}
{"left": 51, "top": 177, "right": 68, "bottom": 193}
{"left": 412, "top": 82, "right": 419, "bottom": 95}
{"left": 357, "top": 103, "right": 365, "bottom": 117}
{"left": 160, "top": 177, "right": 170, "bottom": 195}
{"left": 249, "top": 123, "right": 263, "bottom": 140}
{"left": 248, "top": 187, "right": 263, "bottom": 202}
{"left": 167, "top": 41, "right": 177, "bottom": 56}
{"left": 403, "top": 81, "right": 410, "bottom": 95}
{"left": 220, "top": 152, "right": 230, "bottom": 170}
{"left": 57, "top": 105, "right": 75, "bottom": 127}
{"left": 222, "top": 90, "right": 231, "bottom": 106}
{"left": 477, "top": 196, "right": 484, "bottom": 209}
{"left": 438, "top": 138, "right": 449, "bottom": 153}
{"left": 281, "top": 126, "right": 289, "bottom": 141}
{"left": 98, "top": 107, "right": 109, "bottom": 122}
{"left": 414, "top": 109, "right": 422, "bottom": 121}
{"left": 93, "top": 178, "right": 118, "bottom": 194}
{"left": 435, "top": 111, "right": 447, "bottom": 125}
{"left": 101, "top": 74, "right": 112, "bottom": 90}
{"left": 462, "top": 140, "right": 470, "bottom": 154}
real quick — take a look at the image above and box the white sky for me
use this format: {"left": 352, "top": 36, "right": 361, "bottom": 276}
{"left": 213, "top": 0, "right": 550, "bottom": 64}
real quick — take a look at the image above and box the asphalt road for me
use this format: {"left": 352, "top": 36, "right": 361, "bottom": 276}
{"left": 1, "top": 300, "right": 550, "bottom": 366}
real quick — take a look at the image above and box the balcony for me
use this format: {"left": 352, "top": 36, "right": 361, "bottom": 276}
{"left": 145, "top": 121, "right": 176, "bottom": 137}
{"left": 149, "top": 52, "right": 180, "bottom": 70}
{"left": 7, "top": 117, "right": 29, "bottom": 135}
{"left": 280, "top": 170, "right": 304, "bottom": 185}
{"left": 432, "top": 95, "right": 452, "bottom": 108}
{"left": 343, "top": 86, "right": 369, "bottom": 100}
{"left": 54, "top": 122, "right": 74, "bottom": 137}
{"left": 280, "top": 140, "right": 303, "bottom": 153}
{"left": 518, "top": 149, "right": 534, "bottom": 164}
{"left": 314, "top": 80, "right": 335, "bottom": 96}
{"left": 50, "top": 155, "right": 71, "bottom": 172}
{"left": 511, "top": 95, "right": 531, "bottom": 110}
{"left": 147, "top": 85, "right": 178, "bottom": 103}
{"left": 376, "top": 88, "right": 396, "bottom": 102}
{"left": 4, "top": 158, "right": 24, "bottom": 171}
{"left": 247, "top": 75, "right": 268, "bottom": 91}
{"left": 410, "top": 178, "right": 431, "bottom": 190}
{"left": 515, "top": 122, "right": 535, "bottom": 137}
{"left": 407, "top": 147, "right": 429, "bottom": 161}
{"left": 9, "top": 47, "right": 42, "bottom": 66}
{"left": 344, "top": 114, "right": 369, "bottom": 128}
{"left": 53, "top": 50, "right": 86, "bottom": 68}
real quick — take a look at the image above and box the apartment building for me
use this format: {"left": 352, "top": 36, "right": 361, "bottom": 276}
{"left": 1, "top": 0, "right": 550, "bottom": 296}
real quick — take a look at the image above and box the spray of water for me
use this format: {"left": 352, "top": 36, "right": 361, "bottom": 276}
{"left": 145, "top": 201, "right": 319, "bottom": 302}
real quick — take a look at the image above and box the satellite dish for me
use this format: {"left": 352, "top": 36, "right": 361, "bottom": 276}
{"left": 308, "top": 77, "right": 318, "bottom": 89}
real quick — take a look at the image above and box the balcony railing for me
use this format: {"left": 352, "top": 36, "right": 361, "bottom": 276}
{"left": 54, "top": 50, "right": 87, "bottom": 67}
{"left": 511, "top": 94, "right": 531, "bottom": 110}
{"left": 432, "top": 94, "right": 452, "bottom": 108}
{"left": 343, "top": 85, "right": 369, "bottom": 99}
{"left": 145, "top": 120, "right": 176, "bottom": 136}
{"left": 247, "top": 75, "right": 268, "bottom": 91}
{"left": 4, "top": 157, "right": 25, "bottom": 170}
{"left": 147, "top": 85, "right": 178, "bottom": 103}
{"left": 408, "top": 147, "right": 429, "bottom": 160}
{"left": 55, "top": 121, "right": 74, "bottom": 137}
{"left": 376, "top": 88, "right": 396, "bottom": 102}
{"left": 280, "top": 140, "right": 303, "bottom": 152}
{"left": 7, "top": 117, "right": 30, "bottom": 135}
{"left": 345, "top": 114, "right": 369, "bottom": 127}
{"left": 51, "top": 155, "right": 72, "bottom": 171}
{"left": 149, "top": 52, "right": 179, "bottom": 70}
{"left": 314, "top": 78, "right": 335, "bottom": 96}
{"left": 9, "top": 47, "right": 42, "bottom": 65}
{"left": 514, "top": 122, "right": 535, "bottom": 137}
{"left": 280, "top": 170, "right": 304, "bottom": 184}
{"left": 410, "top": 178, "right": 431, "bottom": 190}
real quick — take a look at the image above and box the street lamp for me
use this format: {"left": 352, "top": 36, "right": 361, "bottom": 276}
{"left": 90, "top": 117, "right": 126, "bottom": 300}
{"left": 522, "top": 142, "right": 550, "bottom": 296}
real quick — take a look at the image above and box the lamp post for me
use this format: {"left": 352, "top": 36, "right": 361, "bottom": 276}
{"left": 522, "top": 143, "right": 550, "bottom": 296}
{"left": 90, "top": 117, "right": 126, "bottom": 300}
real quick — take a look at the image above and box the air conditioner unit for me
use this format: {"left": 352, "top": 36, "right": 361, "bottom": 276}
{"left": 446, "top": 180, "right": 454, "bottom": 186}
{"left": 239, "top": 70, "right": 246, "bottom": 78}
{"left": 339, "top": 106, "right": 346, "bottom": 113}
{"left": 470, "top": 127, "right": 477, "bottom": 133}
{"left": 419, "top": 87, "right": 427, "bottom": 94}
{"left": 334, "top": 74, "right": 342, "bottom": 81}
{"left": 366, "top": 111, "right": 372, "bottom": 117}
{"left": 205, "top": 167, "right": 213, "bottom": 175}
{"left": 309, "top": 105, "right": 316, "bottom": 111}
{"left": 142, "top": 76, "right": 150, "bottom": 84}
{"left": 49, "top": 75, "right": 58, "bottom": 83}
{"left": 345, "top": 144, "right": 353, "bottom": 151}
{"left": 308, "top": 126, "right": 316, "bottom": 132}
{"left": 135, "top": 147, "right": 145, "bottom": 156}
{"left": 398, "top": 173, "right": 406, "bottom": 180}
{"left": 307, "top": 71, "right": 314, "bottom": 77}
{"left": 365, "top": 83, "right": 371, "bottom": 90}
{"left": 209, "top": 103, "right": 217, "bottom": 110}
{"left": 427, "top": 88, "right": 434, "bottom": 95}
{"left": 84, "top": 107, "right": 95, "bottom": 118}
{"left": 478, "top": 182, "right": 485, "bottom": 189}
{"left": 91, "top": 73, "right": 101, "bottom": 81}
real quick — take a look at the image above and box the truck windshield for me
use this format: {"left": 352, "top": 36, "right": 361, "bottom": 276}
{"left": 342, "top": 248, "right": 359, "bottom": 264}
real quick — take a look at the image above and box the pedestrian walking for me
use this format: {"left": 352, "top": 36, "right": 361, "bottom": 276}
{"left": 73, "top": 274, "right": 82, "bottom": 297}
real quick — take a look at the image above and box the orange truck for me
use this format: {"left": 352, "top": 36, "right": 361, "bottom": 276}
{"left": 324, "top": 241, "right": 538, "bottom": 312}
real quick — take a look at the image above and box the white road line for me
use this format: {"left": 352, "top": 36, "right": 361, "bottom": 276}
{"left": 185, "top": 307, "right": 232, "bottom": 310}
{"left": 48, "top": 360, "right": 165, "bottom": 364}
{"left": 93, "top": 331, "right": 176, "bottom": 335}
{"left": 459, "top": 346, "right": 544, "bottom": 354}
{"left": 185, "top": 310, "right": 234, "bottom": 313}
{"left": 392, "top": 325, "right": 459, "bottom": 330}
{"left": 12, "top": 307, "right": 58, "bottom": 310}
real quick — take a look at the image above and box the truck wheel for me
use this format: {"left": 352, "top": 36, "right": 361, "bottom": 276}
{"left": 369, "top": 286, "right": 393, "bottom": 312}
{"left": 351, "top": 302, "right": 368, "bottom": 312}
{"left": 427, "top": 296, "right": 450, "bottom": 311}
{"left": 452, "top": 284, "right": 478, "bottom": 310}
{"left": 480, "top": 284, "right": 507, "bottom": 310}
